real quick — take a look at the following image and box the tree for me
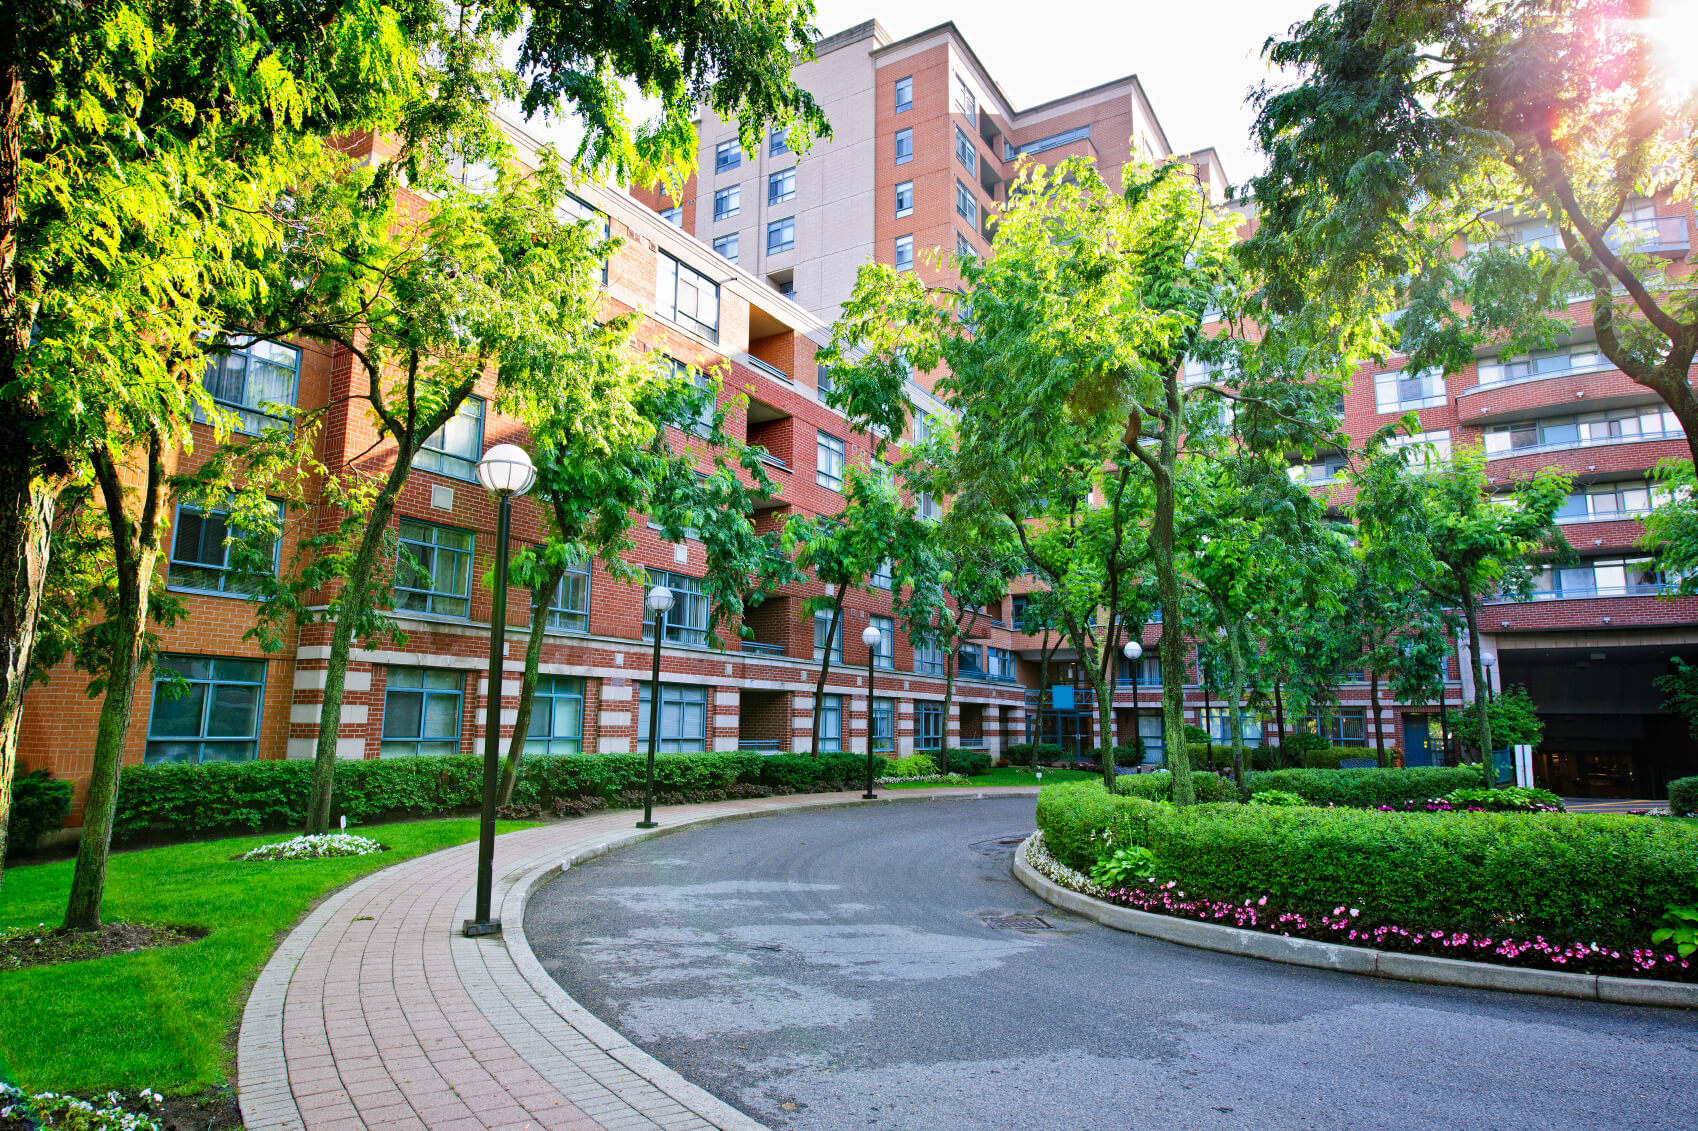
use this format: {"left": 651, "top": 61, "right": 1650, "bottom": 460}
{"left": 1353, "top": 438, "right": 1571, "bottom": 787}
{"left": 1654, "top": 657, "right": 1698, "bottom": 739}
{"left": 1340, "top": 546, "right": 1453, "bottom": 768}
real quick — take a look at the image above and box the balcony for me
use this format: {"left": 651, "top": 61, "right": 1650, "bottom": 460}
{"left": 740, "top": 640, "right": 787, "bottom": 656}
{"left": 740, "top": 353, "right": 791, "bottom": 384}
{"left": 1607, "top": 213, "right": 1690, "bottom": 256}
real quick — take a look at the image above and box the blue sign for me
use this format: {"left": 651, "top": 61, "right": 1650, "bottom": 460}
{"left": 1051, "top": 685, "right": 1075, "bottom": 711}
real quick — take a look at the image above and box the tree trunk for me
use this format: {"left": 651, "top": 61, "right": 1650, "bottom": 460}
{"left": 1148, "top": 381, "right": 1195, "bottom": 806}
{"left": 809, "top": 586, "right": 847, "bottom": 756}
{"left": 1273, "top": 680, "right": 1288, "bottom": 768}
{"left": 1201, "top": 658, "right": 1214, "bottom": 771}
{"left": 1221, "top": 619, "right": 1250, "bottom": 803}
{"left": 0, "top": 449, "right": 55, "bottom": 886}
{"left": 499, "top": 569, "right": 565, "bottom": 807}
{"left": 1460, "top": 587, "right": 1495, "bottom": 789}
{"left": 939, "top": 652, "right": 956, "bottom": 774}
{"left": 1371, "top": 670, "right": 1388, "bottom": 768}
{"left": 1438, "top": 694, "right": 1451, "bottom": 766}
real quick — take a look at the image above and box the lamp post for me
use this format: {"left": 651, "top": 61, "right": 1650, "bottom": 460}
{"left": 1481, "top": 651, "right": 1497, "bottom": 705}
{"left": 1123, "top": 639, "right": 1142, "bottom": 771}
{"left": 639, "top": 585, "right": 675, "bottom": 829}
{"left": 465, "top": 443, "right": 536, "bottom": 938}
{"left": 1481, "top": 651, "right": 1498, "bottom": 783}
{"left": 861, "top": 623, "right": 882, "bottom": 799}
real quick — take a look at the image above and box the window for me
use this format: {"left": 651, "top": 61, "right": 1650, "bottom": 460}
{"left": 560, "top": 191, "right": 612, "bottom": 284}
{"left": 917, "top": 491, "right": 940, "bottom": 521}
{"left": 814, "top": 610, "right": 843, "bottom": 662}
{"left": 1477, "top": 343, "right": 1608, "bottom": 386}
{"left": 145, "top": 655, "right": 265, "bottom": 763}
{"left": 1288, "top": 455, "right": 1349, "bottom": 484}
{"left": 168, "top": 500, "right": 281, "bottom": 595}
{"left": 915, "top": 637, "right": 945, "bottom": 676}
{"left": 869, "top": 615, "right": 894, "bottom": 669}
{"left": 201, "top": 338, "right": 300, "bottom": 434}
{"left": 987, "top": 647, "right": 1014, "bottom": 682}
{"left": 381, "top": 667, "right": 463, "bottom": 757}
{"left": 872, "top": 559, "right": 893, "bottom": 589}
{"left": 1556, "top": 481, "right": 1661, "bottom": 522}
{"left": 659, "top": 206, "right": 683, "bottom": 226}
{"left": 767, "top": 217, "right": 795, "bottom": 254}
{"left": 894, "top": 75, "right": 913, "bottom": 113}
{"left": 955, "top": 180, "right": 977, "bottom": 225}
{"left": 1019, "top": 124, "right": 1091, "bottom": 156}
{"left": 1294, "top": 709, "right": 1366, "bottom": 747}
{"left": 545, "top": 556, "right": 590, "bottom": 633}
{"left": 956, "top": 125, "right": 975, "bottom": 170}
{"left": 1529, "top": 557, "right": 1663, "bottom": 599}
{"left": 656, "top": 252, "right": 720, "bottom": 342}
{"left": 712, "top": 233, "right": 739, "bottom": 262}
{"left": 954, "top": 74, "right": 976, "bottom": 119}
{"left": 524, "top": 675, "right": 583, "bottom": 754}
{"left": 817, "top": 694, "right": 843, "bottom": 752}
{"left": 894, "top": 234, "right": 914, "bottom": 272}
{"left": 817, "top": 364, "right": 834, "bottom": 398}
{"left": 894, "top": 180, "right": 913, "bottom": 218}
{"left": 638, "top": 683, "right": 708, "bottom": 752}
{"left": 395, "top": 520, "right": 473, "bottom": 617}
{"left": 1204, "top": 707, "right": 1264, "bottom": 748}
{"left": 715, "top": 139, "right": 742, "bottom": 172}
{"left": 1485, "top": 406, "right": 1683, "bottom": 455}
{"left": 1385, "top": 429, "right": 1452, "bottom": 466}
{"left": 1374, "top": 367, "right": 1447, "bottom": 413}
{"left": 956, "top": 231, "right": 976, "bottom": 259}
{"left": 713, "top": 184, "right": 740, "bottom": 220}
{"left": 769, "top": 126, "right": 790, "bottom": 156}
{"left": 1011, "top": 593, "right": 1032, "bottom": 631}
{"left": 958, "top": 643, "right": 983, "bottom": 675}
{"left": 1118, "top": 654, "right": 1160, "bottom": 686}
{"left": 918, "top": 701, "right": 944, "bottom": 750}
{"left": 894, "top": 128, "right": 913, "bottom": 165}
{"left": 1138, "top": 714, "right": 1165, "bottom": 761}
{"left": 769, "top": 167, "right": 796, "bottom": 205}
{"left": 662, "top": 356, "right": 716, "bottom": 436}
{"left": 643, "top": 568, "right": 708, "bottom": 646}
{"left": 816, "top": 430, "right": 845, "bottom": 489}
{"left": 871, "top": 697, "right": 895, "bottom": 752}
{"left": 416, "top": 395, "right": 484, "bottom": 481}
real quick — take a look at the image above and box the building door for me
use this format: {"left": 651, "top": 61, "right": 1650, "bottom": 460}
{"left": 1403, "top": 715, "right": 1434, "bottom": 767}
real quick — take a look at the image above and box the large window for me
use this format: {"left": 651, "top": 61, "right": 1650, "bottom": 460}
{"left": 638, "top": 683, "right": 708, "bottom": 752}
{"left": 1019, "top": 125, "right": 1091, "bottom": 157}
{"left": 1556, "top": 481, "right": 1661, "bottom": 522}
{"left": 769, "top": 167, "right": 796, "bottom": 205}
{"left": 955, "top": 180, "right": 977, "bottom": 226}
{"left": 712, "top": 233, "right": 739, "bottom": 263}
{"left": 559, "top": 190, "right": 611, "bottom": 283}
{"left": 656, "top": 252, "right": 720, "bottom": 342}
{"left": 769, "top": 127, "right": 790, "bottom": 155}
{"left": 201, "top": 338, "right": 300, "bottom": 434}
{"left": 381, "top": 667, "right": 463, "bottom": 757}
{"left": 659, "top": 206, "right": 683, "bottom": 227}
{"left": 1385, "top": 429, "right": 1452, "bottom": 466}
{"left": 918, "top": 701, "right": 944, "bottom": 750}
{"left": 814, "top": 610, "right": 843, "bottom": 662}
{"left": 915, "top": 637, "right": 945, "bottom": 676}
{"left": 894, "top": 235, "right": 914, "bottom": 272}
{"left": 894, "top": 75, "right": 913, "bottom": 113}
{"left": 817, "top": 694, "right": 843, "bottom": 752}
{"left": 869, "top": 615, "right": 894, "bottom": 670}
{"left": 767, "top": 217, "right": 795, "bottom": 254}
{"left": 416, "top": 395, "right": 484, "bottom": 480}
{"left": 895, "top": 180, "right": 914, "bottom": 218}
{"left": 545, "top": 556, "right": 590, "bottom": 633}
{"left": 871, "top": 697, "right": 895, "bottom": 752}
{"left": 958, "top": 643, "right": 983, "bottom": 675}
{"left": 1529, "top": 557, "right": 1663, "bottom": 599}
{"left": 395, "top": 520, "right": 473, "bottom": 617}
{"left": 1374, "top": 367, "right": 1447, "bottom": 413}
{"left": 713, "top": 184, "right": 740, "bottom": 220}
{"left": 1289, "top": 455, "right": 1350, "bottom": 484}
{"left": 644, "top": 568, "right": 708, "bottom": 646}
{"left": 1294, "top": 709, "right": 1366, "bottom": 747}
{"left": 954, "top": 74, "right": 976, "bottom": 118}
{"left": 894, "top": 128, "right": 913, "bottom": 165}
{"left": 987, "top": 646, "right": 1014, "bottom": 682}
{"left": 168, "top": 500, "right": 281, "bottom": 595}
{"left": 956, "top": 125, "right": 975, "bottom": 170}
{"left": 1203, "top": 708, "right": 1264, "bottom": 748}
{"left": 715, "top": 139, "right": 741, "bottom": 172}
{"left": 1477, "top": 343, "right": 1609, "bottom": 386}
{"left": 816, "top": 429, "right": 845, "bottom": 489}
{"left": 1118, "top": 654, "right": 1161, "bottom": 686}
{"left": 1486, "top": 406, "right": 1683, "bottom": 455}
{"left": 523, "top": 675, "right": 583, "bottom": 754}
{"left": 871, "top": 558, "right": 893, "bottom": 589}
{"left": 145, "top": 655, "right": 265, "bottom": 764}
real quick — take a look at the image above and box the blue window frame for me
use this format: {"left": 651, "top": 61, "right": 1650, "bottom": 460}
{"left": 201, "top": 338, "right": 300, "bottom": 434}
{"left": 381, "top": 667, "right": 463, "bottom": 757}
{"left": 870, "top": 615, "right": 894, "bottom": 670}
{"left": 167, "top": 500, "right": 282, "bottom": 596}
{"left": 524, "top": 675, "right": 583, "bottom": 754}
{"left": 415, "top": 395, "right": 484, "bottom": 481}
{"left": 769, "top": 127, "right": 791, "bottom": 156}
{"left": 894, "top": 76, "right": 913, "bottom": 113}
{"left": 918, "top": 701, "right": 944, "bottom": 749}
{"left": 643, "top": 568, "right": 708, "bottom": 646}
{"left": 767, "top": 217, "right": 795, "bottom": 254}
{"left": 145, "top": 655, "right": 266, "bottom": 764}
{"left": 871, "top": 697, "right": 895, "bottom": 752}
{"left": 915, "top": 637, "right": 944, "bottom": 676}
{"left": 638, "top": 683, "right": 708, "bottom": 752}
{"left": 818, "top": 694, "right": 842, "bottom": 752}
{"left": 545, "top": 556, "right": 590, "bottom": 633}
{"left": 894, "top": 128, "right": 913, "bottom": 165}
{"left": 769, "top": 167, "right": 796, "bottom": 205}
{"left": 395, "top": 519, "right": 473, "bottom": 617}
{"left": 715, "top": 139, "right": 742, "bottom": 173}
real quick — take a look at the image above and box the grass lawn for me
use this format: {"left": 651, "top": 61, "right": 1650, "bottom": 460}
{"left": 885, "top": 765, "right": 1102, "bottom": 789}
{"left": 0, "top": 817, "right": 536, "bottom": 1096}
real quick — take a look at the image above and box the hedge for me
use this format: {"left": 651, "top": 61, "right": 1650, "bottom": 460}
{"left": 1670, "top": 776, "right": 1698, "bottom": 818}
{"left": 1035, "top": 781, "right": 1698, "bottom": 946}
{"left": 1113, "top": 770, "right": 1235, "bottom": 803}
{"left": 5, "top": 770, "right": 73, "bottom": 858}
{"left": 1246, "top": 767, "right": 1483, "bottom": 808}
{"left": 112, "top": 751, "right": 887, "bottom": 841}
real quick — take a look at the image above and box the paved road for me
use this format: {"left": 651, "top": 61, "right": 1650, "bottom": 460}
{"left": 525, "top": 796, "right": 1698, "bottom": 1131}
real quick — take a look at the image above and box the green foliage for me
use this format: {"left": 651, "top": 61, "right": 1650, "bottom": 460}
{"left": 1114, "top": 771, "right": 1234, "bottom": 804}
{"left": 1036, "top": 782, "right": 1698, "bottom": 946}
{"left": 1001, "top": 743, "right": 1064, "bottom": 767}
{"left": 5, "top": 772, "right": 73, "bottom": 859}
{"left": 1182, "top": 724, "right": 1210, "bottom": 745}
{"left": 1250, "top": 790, "right": 1307, "bottom": 807}
{"left": 1294, "top": 745, "right": 1383, "bottom": 770}
{"left": 1448, "top": 684, "right": 1546, "bottom": 752}
{"left": 944, "top": 749, "right": 994, "bottom": 776}
{"left": 1653, "top": 658, "right": 1698, "bottom": 740}
{"left": 883, "top": 754, "right": 940, "bottom": 780}
{"left": 1247, "top": 767, "right": 1484, "bottom": 809}
{"left": 1443, "top": 786, "right": 1566, "bottom": 813}
{"left": 1280, "top": 733, "right": 1331, "bottom": 759}
{"left": 1652, "top": 905, "right": 1698, "bottom": 960}
{"left": 1668, "top": 776, "right": 1698, "bottom": 818}
{"left": 1112, "top": 745, "right": 1145, "bottom": 769}
{"left": 1089, "top": 845, "right": 1162, "bottom": 889}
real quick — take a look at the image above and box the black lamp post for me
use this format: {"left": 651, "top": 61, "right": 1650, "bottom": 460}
{"left": 1123, "top": 639, "right": 1142, "bottom": 770}
{"left": 861, "top": 622, "right": 882, "bottom": 799}
{"left": 464, "top": 442, "right": 536, "bottom": 938}
{"left": 638, "top": 584, "right": 675, "bottom": 829}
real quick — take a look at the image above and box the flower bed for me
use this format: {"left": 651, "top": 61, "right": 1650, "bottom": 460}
{"left": 876, "top": 773, "right": 968, "bottom": 786}
{"left": 0, "top": 1084, "right": 163, "bottom": 1131}
{"left": 1022, "top": 832, "right": 1695, "bottom": 981}
{"left": 240, "top": 834, "right": 385, "bottom": 861}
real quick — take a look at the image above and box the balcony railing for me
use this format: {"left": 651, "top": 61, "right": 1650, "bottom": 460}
{"left": 1486, "top": 581, "right": 1672, "bottom": 604}
{"left": 1485, "top": 426, "right": 1685, "bottom": 461}
{"left": 741, "top": 640, "right": 788, "bottom": 656}
{"left": 740, "top": 353, "right": 791, "bottom": 384}
{"left": 741, "top": 739, "right": 783, "bottom": 753}
{"left": 755, "top": 448, "right": 789, "bottom": 471}
{"left": 1608, "top": 214, "right": 1690, "bottom": 255}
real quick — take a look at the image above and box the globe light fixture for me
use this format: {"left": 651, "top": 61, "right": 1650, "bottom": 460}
{"left": 474, "top": 442, "right": 537, "bottom": 498}
{"left": 639, "top": 586, "right": 676, "bottom": 828}
{"left": 1123, "top": 641, "right": 1143, "bottom": 772}
{"left": 861, "top": 623, "right": 883, "bottom": 800}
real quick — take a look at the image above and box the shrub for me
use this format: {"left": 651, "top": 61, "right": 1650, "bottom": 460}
{"left": 1281, "top": 733, "right": 1331, "bottom": 760}
{"left": 1034, "top": 743, "right": 1065, "bottom": 764}
{"left": 1250, "top": 789, "right": 1307, "bottom": 807}
{"left": 883, "top": 753, "right": 940, "bottom": 779}
{"left": 1669, "top": 776, "right": 1698, "bottom": 818}
{"left": 1247, "top": 767, "right": 1481, "bottom": 808}
{"left": 1113, "top": 744, "right": 1145, "bottom": 768}
{"left": 1002, "top": 742, "right": 1036, "bottom": 767}
{"left": 1443, "top": 786, "right": 1565, "bottom": 812}
{"left": 1449, "top": 683, "right": 1544, "bottom": 752}
{"left": 1114, "top": 770, "right": 1234, "bottom": 803}
{"left": 1035, "top": 780, "right": 1698, "bottom": 946}
{"left": 5, "top": 769, "right": 72, "bottom": 858}
{"left": 946, "top": 749, "right": 993, "bottom": 776}
{"left": 1089, "top": 844, "right": 1161, "bottom": 888}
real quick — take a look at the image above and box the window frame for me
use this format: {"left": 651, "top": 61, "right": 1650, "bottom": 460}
{"left": 815, "top": 429, "right": 846, "bottom": 489}
{"left": 955, "top": 179, "right": 977, "bottom": 226}
{"left": 544, "top": 555, "right": 591, "bottom": 633}
{"left": 918, "top": 701, "right": 944, "bottom": 750}
{"left": 817, "top": 693, "right": 843, "bottom": 752}
{"left": 414, "top": 394, "right": 485, "bottom": 482}
{"left": 394, "top": 519, "right": 474, "bottom": 619}
{"left": 768, "top": 167, "right": 796, "bottom": 205}
{"left": 656, "top": 251, "right": 721, "bottom": 343}
{"left": 714, "top": 139, "right": 742, "bottom": 173}
{"left": 643, "top": 568, "right": 709, "bottom": 647}
{"left": 769, "top": 126, "right": 791, "bottom": 156}
{"left": 894, "top": 127, "right": 913, "bottom": 165}
{"left": 955, "top": 125, "right": 975, "bottom": 170}
{"left": 167, "top": 499, "right": 283, "bottom": 597}
{"left": 894, "top": 75, "right": 913, "bottom": 113}
{"left": 869, "top": 615, "right": 895, "bottom": 670}
{"left": 712, "top": 232, "right": 739, "bottom": 262}
{"left": 638, "top": 682, "right": 709, "bottom": 752}
{"left": 894, "top": 180, "right": 914, "bottom": 218}
{"left": 870, "top": 696, "right": 895, "bottom": 752}
{"left": 915, "top": 637, "right": 945, "bottom": 676}
{"left": 523, "top": 675, "right": 584, "bottom": 754}
{"left": 713, "top": 184, "right": 740, "bottom": 220}
{"left": 144, "top": 655, "right": 267, "bottom": 764}
{"left": 380, "top": 666, "right": 464, "bottom": 757}
{"left": 894, "top": 234, "right": 914, "bottom": 272}
{"left": 813, "top": 609, "right": 844, "bottom": 663}
{"left": 200, "top": 337, "right": 302, "bottom": 435}
{"left": 766, "top": 216, "right": 796, "bottom": 255}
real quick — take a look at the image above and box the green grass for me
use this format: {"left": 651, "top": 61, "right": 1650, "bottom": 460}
{"left": 884, "top": 765, "right": 1102, "bottom": 789}
{"left": 0, "top": 817, "right": 536, "bottom": 1096}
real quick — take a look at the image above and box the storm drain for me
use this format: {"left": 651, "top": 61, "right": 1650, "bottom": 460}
{"left": 982, "top": 915, "right": 1052, "bottom": 930}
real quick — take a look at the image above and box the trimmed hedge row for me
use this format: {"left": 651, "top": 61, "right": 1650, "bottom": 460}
{"left": 1035, "top": 781, "right": 1698, "bottom": 946}
{"left": 1670, "top": 776, "right": 1698, "bottom": 818}
{"left": 1245, "top": 767, "right": 1483, "bottom": 808}
{"left": 1113, "top": 771, "right": 1235, "bottom": 803}
{"left": 112, "top": 751, "right": 887, "bottom": 840}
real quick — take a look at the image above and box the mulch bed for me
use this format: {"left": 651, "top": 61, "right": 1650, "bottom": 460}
{"left": 0, "top": 921, "right": 207, "bottom": 972}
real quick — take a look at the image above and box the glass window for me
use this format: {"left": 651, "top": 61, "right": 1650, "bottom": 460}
{"left": 545, "top": 556, "right": 590, "bottom": 633}
{"left": 415, "top": 395, "right": 484, "bottom": 481}
{"left": 958, "top": 643, "right": 983, "bottom": 675}
{"left": 956, "top": 180, "right": 977, "bottom": 225}
{"left": 817, "top": 364, "right": 834, "bottom": 398}
{"left": 712, "top": 232, "right": 739, "bottom": 262}
{"left": 769, "top": 167, "right": 796, "bottom": 205}
{"left": 395, "top": 519, "right": 473, "bottom": 617}
{"left": 1138, "top": 713, "right": 1165, "bottom": 761}
{"left": 918, "top": 701, "right": 944, "bottom": 749}
{"left": 894, "top": 128, "right": 913, "bottom": 165}
{"left": 168, "top": 500, "right": 282, "bottom": 595}
{"left": 659, "top": 206, "right": 683, "bottom": 226}
{"left": 954, "top": 74, "right": 976, "bottom": 119}
{"left": 524, "top": 675, "right": 583, "bottom": 754}
{"left": 1018, "top": 125, "right": 1091, "bottom": 157}
{"left": 201, "top": 338, "right": 300, "bottom": 434}
{"left": 895, "top": 180, "right": 914, "bottom": 218}
{"left": 917, "top": 491, "right": 940, "bottom": 521}
{"left": 816, "top": 430, "right": 845, "bottom": 489}
{"left": 381, "top": 667, "right": 463, "bottom": 757}
{"left": 956, "top": 231, "right": 976, "bottom": 259}
{"left": 814, "top": 610, "right": 843, "bottom": 663}
{"left": 767, "top": 217, "right": 795, "bottom": 254}
{"left": 560, "top": 190, "right": 611, "bottom": 283}
{"left": 715, "top": 139, "right": 742, "bottom": 173}
{"left": 1557, "top": 481, "right": 1660, "bottom": 522}
{"left": 987, "top": 646, "right": 1014, "bottom": 681}
{"left": 915, "top": 637, "right": 945, "bottom": 676}
{"left": 1477, "top": 343, "right": 1607, "bottom": 386}
{"left": 1385, "top": 429, "right": 1452, "bottom": 466}
{"left": 656, "top": 252, "right": 720, "bottom": 342}
{"left": 869, "top": 615, "right": 894, "bottom": 669}
{"left": 894, "top": 76, "right": 913, "bottom": 114}
{"left": 871, "top": 697, "right": 895, "bottom": 752}
{"left": 643, "top": 568, "right": 709, "bottom": 647}
{"left": 769, "top": 127, "right": 790, "bottom": 156}
{"left": 1294, "top": 709, "right": 1366, "bottom": 747}
{"left": 818, "top": 694, "right": 843, "bottom": 752}
{"left": 1374, "top": 368, "right": 1447, "bottom": 413}
{"left": 894, "top": 234, "right": 914, "bottom": 272}
{"left": 1204, "top": 707, "right": 1264, "bottom": 748}
{"left": 638, "top": 683, "right": 708, "bottom": 752}
{"left": 145, "top": 655, "right": 266, "bottom": 764}
{"left": 714, "top": 184, "right": 740, "bottom": 220}
{"left": 956, "top": 125, "right": 975, "bottom": 170}
{"left": 871, "top": 559, "right": 893, "bottom": 589}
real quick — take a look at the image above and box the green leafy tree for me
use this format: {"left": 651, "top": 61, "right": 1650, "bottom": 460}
{"left": 1341, "top": 544, "right": 1455, "bottom": 768}
{"left": 1450, "top": 683, "right": 1546, "bottom": 755}
{"left": 1654, "top": 657, "right": 1698, "bottom": 739}
{"left": 1353, "top": 439, "right": 1571, "bottom": 787}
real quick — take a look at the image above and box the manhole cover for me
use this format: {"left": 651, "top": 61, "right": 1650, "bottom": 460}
{"left": 983, "top": 915, "right": 1052, "bottom": 930}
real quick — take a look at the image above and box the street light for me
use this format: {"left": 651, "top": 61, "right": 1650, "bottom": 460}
{"left": 465, "top": 442, "right": 536, "bottom": 938}
{"left": 861, "top": 623, "right": 882, "bottom": 800}
{"left": 1481, "top": 652, "right": 1497, "bottom": 704}
{"left": 638, "top": 585, "right": 676, "bottom": 829}
{"left": 1123, "top": 640, "right": 1142, "bottom": 771}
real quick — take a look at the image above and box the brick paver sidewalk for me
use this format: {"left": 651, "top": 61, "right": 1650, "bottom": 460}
{"left": 237, "top": 787, "right": 1031, "bottom": 1131}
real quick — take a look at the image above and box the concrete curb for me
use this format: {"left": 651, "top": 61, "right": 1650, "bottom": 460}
{"left": 1012, "top": 835, "right": 1698, "bottom": 1009}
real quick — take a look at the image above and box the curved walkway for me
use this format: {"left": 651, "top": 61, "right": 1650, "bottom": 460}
{"left": 237, "top": 788, "right": 1021, "bottom": 1131}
